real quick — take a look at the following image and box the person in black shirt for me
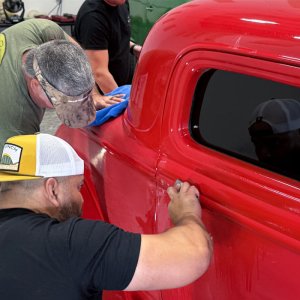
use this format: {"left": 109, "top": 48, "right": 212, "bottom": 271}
{"left": 75, "top": 0, "right": 142, "bottom": 96}
{"left": 0, "top": 133, "right": 212, "bottom": 300}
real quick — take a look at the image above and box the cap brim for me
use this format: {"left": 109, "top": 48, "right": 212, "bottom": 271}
{"left": 54, "top": 94, "right": 96, "bottom": 128}
{"left": 0, "top": 172, "right": 42, "bottom": 182}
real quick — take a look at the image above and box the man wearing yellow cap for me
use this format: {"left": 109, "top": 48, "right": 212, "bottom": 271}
{"left": 0, "top": 133, "right": 212, "bottom": 299}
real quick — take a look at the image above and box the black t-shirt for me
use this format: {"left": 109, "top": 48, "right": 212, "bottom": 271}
{"left": 75, "top": 0, "right": 134, "bottom": 87}
{"left": 0, "top": 208, "right": 141, "bottom": 300}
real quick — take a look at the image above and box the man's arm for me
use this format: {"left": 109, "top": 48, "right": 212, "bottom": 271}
{"left": 86, "top": 49, "right": 118, "bottom": 94}
{"left": 125, "top": 181, "right": 212, "bottom": 291}
{"left": 64, "top": 35, "right": 123, "bottom": 109}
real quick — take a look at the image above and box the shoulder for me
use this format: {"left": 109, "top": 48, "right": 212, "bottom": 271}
{"left": 120, "top": 2, "right": 129, "bottom": 13}
{"left": 63, "top": 218, "right": 141, "bottom": 247}
{"left": 77, "top": 10, "right": 110, "bottom": 33}
{"left": 6, "top": 19, "right": 65, "bottom": 42}
{"left": 47, "top": 218, "right": 141, "bottom": 262}
{"left": 21, "top": 18, "right": 60, "bottom": 30}
{"left": 77, "top": 0, "right": 107, "bottom": 18}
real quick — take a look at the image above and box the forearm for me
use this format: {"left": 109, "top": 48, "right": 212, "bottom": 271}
{"left": 85, "top": 49, "right": 117, "bottom": 93}
{"left": 94, "top": 70, "right": 118, "bottom": 94}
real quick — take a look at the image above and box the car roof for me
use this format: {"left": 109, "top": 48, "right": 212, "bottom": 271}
{"left": 144, "top": 0, "right": 300, "bottom": 65}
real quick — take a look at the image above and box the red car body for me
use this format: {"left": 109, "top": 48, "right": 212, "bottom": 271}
{"left": 57, "top": 0, "right": 300, "bottom": 299}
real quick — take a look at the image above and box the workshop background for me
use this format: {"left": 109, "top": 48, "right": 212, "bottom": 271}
{"left": 1, "top": 0, "right": 84, "bottom": 17}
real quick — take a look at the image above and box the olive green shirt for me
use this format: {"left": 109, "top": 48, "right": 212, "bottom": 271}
{"left": 0, "top": 19, "right": 66, "bottom": 153}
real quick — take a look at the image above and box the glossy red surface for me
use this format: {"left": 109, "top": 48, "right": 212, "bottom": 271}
{"left": 56, "top": 0, "right": 300, "bottom": 299}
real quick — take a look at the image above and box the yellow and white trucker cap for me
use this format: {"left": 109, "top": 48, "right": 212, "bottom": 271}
{"left": 0, "top": 133, "right": 84, "bottom": 182}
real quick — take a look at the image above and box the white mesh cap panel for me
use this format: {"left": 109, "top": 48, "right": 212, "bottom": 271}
{"left": 36, "top": 134, "right": 84, "bottom": 177}
{"left": 250, "top": 99, "right": 300, "bottom": 134}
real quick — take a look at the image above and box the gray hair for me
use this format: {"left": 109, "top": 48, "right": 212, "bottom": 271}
{"left": 0, "top": 176, "right": 69, "bottom": 193}
{"left": 23, "top": 40, "right": 94, "bottom": 96}
{"left": 0, "top": 179, "right": 43, "bottom": 193}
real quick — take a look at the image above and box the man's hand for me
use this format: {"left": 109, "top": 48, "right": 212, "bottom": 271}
{"left": 92, "top": 93, "right": 125, "bottom": 110}
{"left": 133, "top": 44, "right": 142, "bottom": 59}
{"left": 167, "top": 181, "right": 201, "bottom": 226}
{"left": 130, "top": 42, "right": 142, "bottom": 59}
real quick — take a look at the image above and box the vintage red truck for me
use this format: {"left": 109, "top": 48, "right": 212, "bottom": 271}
{"left": 57, "top": 0, "right": 300, "bottom": 299}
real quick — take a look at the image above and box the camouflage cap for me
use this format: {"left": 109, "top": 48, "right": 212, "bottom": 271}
{"left": 33, "top": 56, "right": 96, "bottom": 128}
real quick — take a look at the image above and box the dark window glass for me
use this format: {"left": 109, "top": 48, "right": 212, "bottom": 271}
{"left": 190, "top": 69, "right": 300, "bottom": 181}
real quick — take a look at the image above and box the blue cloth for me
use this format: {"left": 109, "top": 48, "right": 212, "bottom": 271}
{"left": 89, "top": 85, "right": 131, "bottom": 127}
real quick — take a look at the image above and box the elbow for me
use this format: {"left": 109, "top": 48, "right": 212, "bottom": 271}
{"left": 174, "top": 234, "right": 213, "bottom": 289}
{"left": 194, "top": 242, "right": 213, "bottom": 279}
{"left": 174, "top": 244, "right": 212, "bottom": 289}
{"left": 187, "top": 233, "right": 213, "bottom": 285}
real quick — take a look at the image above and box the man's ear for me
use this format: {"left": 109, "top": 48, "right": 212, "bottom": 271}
{"left": 26, "top": 77, "right": 53, "bottom": 109}
{"left": 25, "top": 76, "right": 39, "bottom": 99}
{"left": 29, "top": 77, "right": 41, "bottom": 93}
{"left": 44, "top": 178, "right": 60, "bottom": 208}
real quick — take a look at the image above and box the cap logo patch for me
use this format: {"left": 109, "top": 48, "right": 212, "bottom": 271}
{"left": 0, "top": 143, "right": 22, "bottom": 172}
{"left": 0, "top": 33, "right": 6, "bottom": 65}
